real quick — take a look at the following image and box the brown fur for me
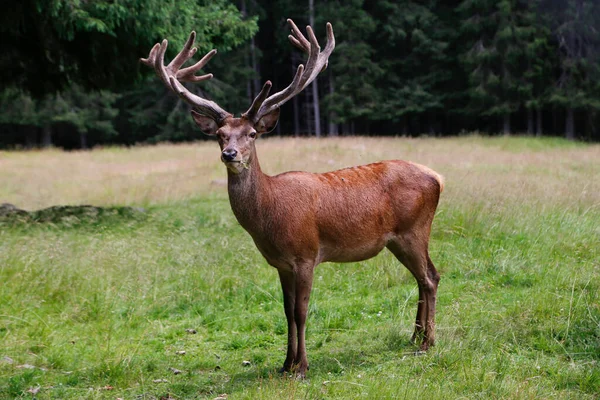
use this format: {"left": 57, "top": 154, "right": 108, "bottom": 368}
{"left": 205, "top": 115, "right": 443, "bottom": 378}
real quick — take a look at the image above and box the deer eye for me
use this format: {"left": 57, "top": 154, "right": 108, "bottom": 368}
{"left": 249, "top": 131, "right": 257, "bottom": 139}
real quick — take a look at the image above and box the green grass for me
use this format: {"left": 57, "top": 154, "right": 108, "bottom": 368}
{"left": 1, "top": 136, "right": 599, "bottom": 399}
{"left": 458, "top": 133, "right": 589, "bottom": 152}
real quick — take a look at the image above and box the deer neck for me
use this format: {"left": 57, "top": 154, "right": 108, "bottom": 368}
{"left": 226, "top": 148, "right": 269, "bottom": 231}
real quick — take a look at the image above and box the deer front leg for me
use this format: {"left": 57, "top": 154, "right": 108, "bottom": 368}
{"left": 293, "top": 264, "right": 314, "bottom": 378}
{"left": 278, "top": 269, "right": 297, "bottom": 373}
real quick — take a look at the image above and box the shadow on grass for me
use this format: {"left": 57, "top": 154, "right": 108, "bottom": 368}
{"left": 0, "top": 203, "right": 146, "bottom": 227}
{"left": 218, "top": 339, "right": 419, "bottom": 392}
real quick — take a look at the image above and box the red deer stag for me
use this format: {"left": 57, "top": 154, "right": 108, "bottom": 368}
{"left": 141, "top": 19, "right": 444, "bottom": 378}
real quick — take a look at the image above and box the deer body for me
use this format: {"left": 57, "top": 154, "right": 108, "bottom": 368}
{"left": 142, "top": 20, "right": 443, "bottom": 378}
{"left": 228, "top": 156, "right": 442, "bottom": 267}
{"left": 226, "top": 146, "right": 443, "bottom": 377}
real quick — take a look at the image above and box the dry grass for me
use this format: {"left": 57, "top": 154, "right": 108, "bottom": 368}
{"left": 1, "top": 136, "right": 598, "bottom": 211}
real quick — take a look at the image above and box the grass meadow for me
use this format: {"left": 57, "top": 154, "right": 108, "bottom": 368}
{"left": 0, "top": 136, "right": 599, "bottom": 399}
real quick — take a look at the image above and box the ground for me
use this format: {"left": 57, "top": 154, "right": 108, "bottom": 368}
{"left": 0, "top": 136, "right": 599, "bottom": 399}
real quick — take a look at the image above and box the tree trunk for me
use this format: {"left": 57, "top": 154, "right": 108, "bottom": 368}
{"left": 305, "top": 90, "right": 313, "bottom": 136}
{"left": 25, "top": 126, "right": 36, "bottom": 148}
{"left": 327, "top": 69, "right": 338, "bottom": 136}
{"left": 293, "top": 94, "right": 300, "bottom": 137}
{"left": 565, "top": 107, "right": 575, "bottom": 140}
{"left": 328, "top": 117, "right": 337, "bottom": 136}
{"left": 428, "top": 112, "right": 436, "bottom": 136}
{"left": 240, "top": 0, "right": 253, "bottom": 102}
{"left": 527, "top": 109, "right": 534, "bottom": 135}
{"left": 42, "top": 124, "right": 52, "bottom": 147}
{"left": 589, "top": 110, "right": 597, "bottom": 141}
{"left": 80, "top": 131, "right": 88, "bottom": 149}
{"left": 309, "top": 0, "right": 321, "bottom": 138}
{"left": 536, "top": 108, "right": 543, "bottom": 137}
{"left": 248, "top": 0, "right": 259, "bottom": 101}
{"left": 503, "top": 113, "right": 511, "bottom": 135}
{"left": 250, "top": 37, "right": 260, "bottom": 97}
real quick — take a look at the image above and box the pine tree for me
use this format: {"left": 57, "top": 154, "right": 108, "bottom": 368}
{"left": 318, "top": 0, "right": 382, "bottom": 134}
{"left": 0, "top": 0, "right": 258, "bottom": 97}
{"left": 458, "top": 0, "right": 541, "bottom": 134}
{"left": 521, "top": 2, "right": 554, "bottom": 136}
{"left": 541, "top": 0, "right": 600, "bottom": 139}
{"left": 51, "top": 85, "right": 119, "bottom": 149}
{"left": 0, "top": 89, "right": 41, "bottom": 147}
{"left": 368, "top": 0, "right": 450, "bottom": 134}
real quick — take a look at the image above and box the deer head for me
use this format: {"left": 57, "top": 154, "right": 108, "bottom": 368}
{"left": 141, "top": 20, "right": 335, "bottom": 174}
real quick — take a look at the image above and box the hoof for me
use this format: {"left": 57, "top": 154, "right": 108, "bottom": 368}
{"left": 295, "top": 371, "right": 307, "bottom": 380}
{"left": 294, "top": 364, "right": 309, "bottom": 379}
{"left": 278, "top": 363, "right": 309, "bottom": 379}
{"left": 278, "top": 366, "right": 291, "bottom": 374}
{"left": 411, "top": 330, "right": 425, "bottom": 344}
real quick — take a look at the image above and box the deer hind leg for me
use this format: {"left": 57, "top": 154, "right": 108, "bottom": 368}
{"left": 413, "top": 285, "right": 426, "bottom": 342}
{"left": 387, "top": 234, "right": 440, "bottom": 350}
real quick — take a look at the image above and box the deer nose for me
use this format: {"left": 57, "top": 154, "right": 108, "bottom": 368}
{"left": 222, "top": 149, "right": 238, "bottom": 162}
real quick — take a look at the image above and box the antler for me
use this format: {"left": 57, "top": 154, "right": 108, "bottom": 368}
{"left": 140, "top": 32, "right": 231, "bottom": 123}
{"left": 243, "top": 19, "right": 335, "bottom": 123}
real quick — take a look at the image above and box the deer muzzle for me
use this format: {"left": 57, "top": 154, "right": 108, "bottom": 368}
{"left": 221, "top": 148, "right": 238, "bottom": 162}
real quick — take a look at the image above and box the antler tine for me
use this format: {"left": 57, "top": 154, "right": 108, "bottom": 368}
{"left": 296, "top": 22, "right": 335, "bottom": 78}
{"left": 140, "top": 43, "right": 160, "bottom": 67}
{"left": 244, "top": 19, "right": 335, "bottom": 123}
{"left": 323, "top": 23, "right": 335, "bottom": 54}
{"left": 288, "top": 19, "right": 310, "bottom": 52}
{"left": 258, "top": 64, "right": 305, "bottom": 111}
{"left": 177, "top": 49, "right": 217, "bottom": 82}
{"left": 170, "top": 31, "right": 198, "bottom": 72}
{"left": 140, "top": 32, "right": 231, "bottom": 122}
{"left": 243, "top": 81, "right": 273, "bottom": 119}
{"left": 295, "top": 25, "right": 320, "bottom": 88}
{"left": 155, "top": 39, "right": 171, "bottom": 86}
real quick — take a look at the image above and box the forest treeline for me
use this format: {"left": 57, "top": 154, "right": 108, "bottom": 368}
{"left": 1, "top": 0, "right": 599, "bottom": 149}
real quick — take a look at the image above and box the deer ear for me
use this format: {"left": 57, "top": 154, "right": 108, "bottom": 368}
{"left": 191, "top": 110, "right": 219, "bottom": 135}
{"left": 255, "top": 108, "right": 280, "bottom": 134}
